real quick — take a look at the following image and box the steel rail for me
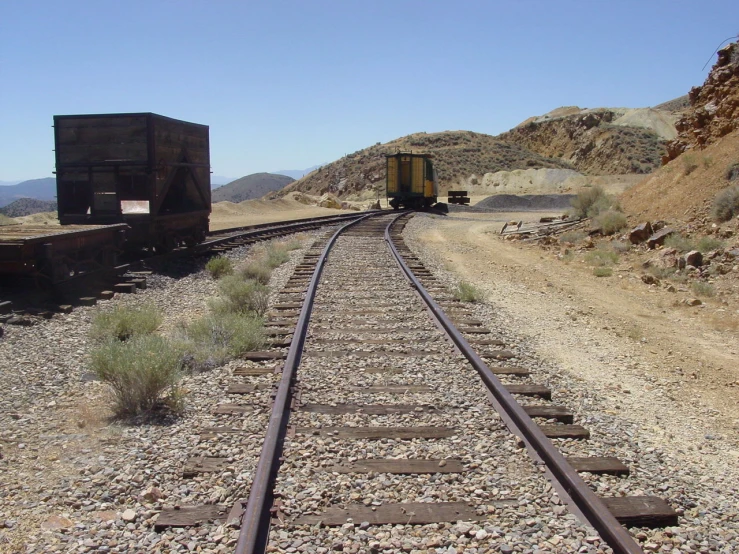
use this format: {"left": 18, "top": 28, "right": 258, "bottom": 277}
{"left": 234, "top": 212, "right": 381, "bottom": 554}
{"left": 384, "top": 214, "right": 644, "bottom": 554}
{"left": 206, "top": 212, "right": 377, "bottom": 239}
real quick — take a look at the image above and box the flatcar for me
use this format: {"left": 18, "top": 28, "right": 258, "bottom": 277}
{"left": 385, "top": 152, "right": 438, "bottom": 210}
{"left": 55, "top": 112, "right": 211, "bottom": 252}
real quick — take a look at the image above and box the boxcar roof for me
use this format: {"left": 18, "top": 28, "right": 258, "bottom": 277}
{"left": 53, "top": 113, "right": 208, "bottom": 129}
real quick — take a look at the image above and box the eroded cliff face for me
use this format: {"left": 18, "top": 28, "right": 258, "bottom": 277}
{"left": 499, "top": 109, "right": 667, "bottom": 175}
{"left": 665, "top": 42, "right": 739, "bottom": 162}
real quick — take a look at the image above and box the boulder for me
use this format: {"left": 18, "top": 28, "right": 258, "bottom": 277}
{"left": 681, "top": 250, "right": 703, "bottom": 268}
{"left": 641, "top": 274, "right": 660, "bottom": 285}
{"left": 646, "top": 228, "right": 675, "bottom": 249}
{"left": 318, "top": 193, "right": 341, "bottom": 209}
{"left": 629, "top": 222, "right": 653, "bottom": 244}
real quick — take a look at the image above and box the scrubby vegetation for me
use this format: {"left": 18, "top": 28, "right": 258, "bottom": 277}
{"left": 559, "top": 230, "right": 587, "bottom": 244}
{"left": 593, "top": 267, "right": 613, "bottom": 277}
{"left": 206, "top": 256, "right": 233, "bottom": 278}
{"left": 210, "top": 275, "right": 270, "bottom": 316}
{"left": 595, "top": 209, "right": 627, "bottom": 235}
{"left": 178, "top": 313, "right": 265, "bottom": 369}
{"left": 0, "top": 214, "right": 15, "bottom": 226}
{"left": 90, "top": 335, "right": 185, "bottom": 418}
{"left": 711, "top": 185, "right": 739, "bottom": 222}
{"left": 585, "top": 245, "right": 619, "bottom": 267}
{"left": 570, "top": 186, "right": 624, "bottom": 233}
{"left": 454, "top": 281, "right": 483, "bottom": 303}
{"left": 90, "top": 305, "right": 162, "bottom": 342}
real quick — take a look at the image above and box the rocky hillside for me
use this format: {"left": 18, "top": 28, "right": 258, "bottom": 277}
{"left": 0, "top": 198, "right": 57, "bottom": 217}
{"left": 664, "top": 42, "right": 739, "bottom": 162}
{"left": 498, "top": 107, "right": 675, "bottom": 175}
{"left": 276, "top": 131, "right": 573, "bottom": 199}
{"left": 212, "top": 173, "right": 295, "bottom": 203}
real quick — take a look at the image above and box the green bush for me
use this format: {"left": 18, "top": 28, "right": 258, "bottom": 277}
{"left": 593, "top": 267, "right": 613, "bottom": 277}
{"left": 183, "top": 313, "right": 265, "bottom": 365}
{"left": 90, "top": 305, "right": 162, "bottom": 342}
{"left": 90, "top": 335, "right": 184, "bottom": 418}
{"left": 611, "top": 241, "right": 631, "bottom": 253}
{"left": 240, "top": 261, "right": 272, "bottom": 285}
{"left": 266, "top": 244, "right": 290, "bottom": 268}
{"left": 595, "top": 210, "right": 627, "bottom": 235}
{"left": 664, "top": 234, "right": 695, "bottom": 253}
{"left": 711, "top": 185, "right": 739, "bottom": 222}
{"left": 696, "top": 236, "right": 724, "bottom": 253}
{"left": 559, "top": 231, "right": 587, "bottom": 244}
{"left": 585, "top": 247, "right": 619, "bottom": 267}
{"left": 213, "top": 275, "right": 270, "bottom": 316}
{"left": 454, "top": 282, "right": 483, "bottom": 303}
{"left": 692, "top": 281, "right": 716, "bottom": 298}
{"left": 206, "top": 256, "right": 233, "bottom": 279}
{"left": 571, "top": 186, "right": 609, "bottom": 218}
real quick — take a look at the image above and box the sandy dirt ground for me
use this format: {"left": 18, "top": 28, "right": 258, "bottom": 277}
{"left": 406, "top": 211, "right": 739, "bottom": 474}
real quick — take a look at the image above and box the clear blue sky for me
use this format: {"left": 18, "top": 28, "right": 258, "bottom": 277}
{"left": 1, "top": 0, "right": 737, "bottom": 181}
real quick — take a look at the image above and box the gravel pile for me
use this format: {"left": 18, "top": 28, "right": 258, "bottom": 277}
{"left": 402, "top": 214, "right": 739, "bottom": 553}
{"left": 0, "top": 234, "right": 317, "bottom": 553}
{"left": 267, "top": 227, "right": 603, "bottom": 553}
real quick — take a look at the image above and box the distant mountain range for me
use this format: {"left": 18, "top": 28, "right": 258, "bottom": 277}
{"left": 212, "top": 173, "right": 295, "bottom": 203}
{"left": 0, "top": 178, "right": 56, "bottom": 208}
{"left": 273, "top": 165, "right": 324, "bottom": 180}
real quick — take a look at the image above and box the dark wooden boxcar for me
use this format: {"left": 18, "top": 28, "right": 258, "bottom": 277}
{"left": 54, "top": 113, "right": 211, "bottom": 251}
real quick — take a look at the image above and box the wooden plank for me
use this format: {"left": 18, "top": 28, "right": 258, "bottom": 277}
{"left": 226, "top": 383, "right": 259, "bottom": 394}
{"left": 305, "top": 350, "right": 438, "bottom": 358}
{"left": 457, "top": 327, "right": 490, "bottom": 334}
{"left": 154, "top": 505, "right": 228, "bottom": 531}
{"left": 300, "top": 404, "right": 439, "bottom": 415}
{"left": 324, "top": 459, "right": 463, "bottom": 474}
{"left": 241, "top": 351, "right": 286, "bottom": 361}
{"left": 353, "top": 385, "right": 433, "bottom": 393}
{"left": 292, "top": 502, "right": 480, "bottom": 526}
{"left": 296, "top": 426, "right": 455, "bottom": 439}
{"left": 362, "top": 367, "right": 403, "bottom": 374}
{"left": 505, "top": 384, "right": 551, "bottom": 399}
{"left": 265, "top": 328, "right": 292, "bottom": 336}
{"left": 539, "top": 424, "right": 590, "bottom": 439}
{"left": 212, "top": 403, "right": 252, "bottom": 414}
{"left": 274, "top": 302, "right": 303, "bottom": 309}
{"left": 233, "top": 366, "right": 277, "bottom": 376}
{"left": 602, "top": 496, "right": 678, "bottom": 528}
{"left": 523, "top": 405, "right": 573, "bottom": 424}
{"left": 490, "top": 366, "right": 530, "bottom": 376}
{"left": 567, "top": 457, "right": 630, "bottom": 476}
{"left": 454, "top": 319, "right": 483, "bottom": 326}
{"left": 183, "top": 457, "right": 229, "bottom": 478}
{"left": 309, "top": 327, "right": 419, "bottom": 334}
{"left": 481, "top": 350, "right": 515, "bottom": 360}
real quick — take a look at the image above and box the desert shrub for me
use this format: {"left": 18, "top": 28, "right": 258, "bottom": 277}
{"left": 90, "top": 335, "right": 184, "bottom": 418}
{"left": 692, "top": 282, "right": 716, "bottom": 297}
{"left": 184, "top": 313, "right": 264, "bottom": 364}
{"left": 585, "top": 247, "right": 619, "bottom": 267}
{"left": 726, "top": 162, "right": 739, "bottom": 181}
{"left": 454, "top": 282, "right": 483, "bottom": 303}
{"left": 559, "top": 231, "right": 587, "bottom": 244}
{"left": 571, "top": 186, "right": 606, "bottom": 218}
{"left": 646, "top": 265, "right": 676, "bottom": 280}
{"left": 240, "top": 260, "right": 272, "bottom": 285}
{"left": 206, "top": 256, "right": 233, "bottom": 279}
{"left": 0, "top": 214, "right": 15, "bottom": 226}
{"left": 593, "top": 267, "right": 613, "bottom": 277}
{"left": 611, "top": 241, "right": 631, "bottom": 253}
{"left": 595, "top": 210, "right": 627, "bottom": 235}
{"left": 711, "top": 185, "right": 739, "bottom": 222}
{"left": 696, "top": 236, "right": 724, "bottom": 253}
{"left": 90, "top": 305, "right": 162, "bottom": 342}
{"left": 212, "top": 275, "right": 270, "bottom": 316}
{"left": 682, "top": 153, "right": 699, "bottom": 175}
{"left": 664, "top": 234, "right": 695, "bottom": 253}
{"left": 266, "top": 244, "right": 290, "bottom": 268}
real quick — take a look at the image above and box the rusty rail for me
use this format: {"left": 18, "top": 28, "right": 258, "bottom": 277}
{"left": 384, "top": 213, "right": 643, "bottom": 554}
{"left": 234, "top": 213, "right": 379, "bottom": 554}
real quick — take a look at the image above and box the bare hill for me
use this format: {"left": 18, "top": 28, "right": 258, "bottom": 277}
{"left": 499, "top": 108, "right": 672, "bottom": 175}
{"left": 276, "top": 131, "right": 572, "bottom": 200}
{"left": 0, "top": 177, "right": 56, "bottom": 208}
{"left": 212, "top": 173, "right": 295, "bottom": 203}
{"left": 0, "top": 198, "right": 57, "bottom": 217}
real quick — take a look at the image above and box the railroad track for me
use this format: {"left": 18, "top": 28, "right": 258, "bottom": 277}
{"left": 154, "top": 213, "right": 677, "bottom": 553}
{"left": 0, "top": 212, "right": 371, "bottom": 324}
